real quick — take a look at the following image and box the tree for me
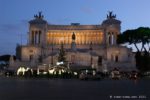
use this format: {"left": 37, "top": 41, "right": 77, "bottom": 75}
{"left": 58, "top": 43, "right": 66, "bottom": 63}
{"left": 0, "top": 55, "right": 16, "bottom": 69}
{"left": 0, "top": 55, "right": 16, "bottom": 63}
{"left": 117, "top": 27, "right": 150, "bottom": 72}
{"left": 117, "top": 27, "right": 150, "bottom": 52}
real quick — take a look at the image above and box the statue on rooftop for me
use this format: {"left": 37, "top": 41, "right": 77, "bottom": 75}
{"left": 34, "top": 11, "right": 44, "bottom": 19}
{"left": 107, "top": 11, "right": 116, "bottom": 19}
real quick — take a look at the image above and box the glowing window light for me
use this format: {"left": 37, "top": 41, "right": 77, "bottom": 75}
{"left": 26, "top": 67, "right": 30, "bottom": 71}
{"left": 56, "top": 62, "right": 64, "bottom": 65}
{"left": 93, "top": 71, "right": 96, "bottom": 76}
{"left": 48, "top": 69, "right": 55, "bottom": 74}
{"left": 54, "top": 71, "right": 57, "bottom": 75}
{"left": 37, "top": 68, "right": 40, "bottom": 75}
{"left": 68, "top": 71, "right": 71, "bottom": 74}
{"left": 43, "top": 72, "right": 47, "bottom": 75}
{"left": 86, "top": 70, "right": 88, "bottom": 73}
{"left": 17, "top": 67, "right": 26, "bottom": 75}
{"left": 61, "top": 69, "right": 65, "bottom": 73}
{"left": 74, "top": 72, "right": 78, "bottom": 75}
{"left": 59, "top": 70, "right": 62, "bottom": 75}
{"left": 25, "top": 67, "right": 33, "bottom": 74}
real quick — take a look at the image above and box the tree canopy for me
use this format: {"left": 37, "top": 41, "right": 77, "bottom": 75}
{"left": 58, "top": 43, "right": 66, "bottom": 63}
{"left": 117, "top": 27, "right": 150, "bottom": 52}
{"left": 0, "top": 55, "right": 16, "bottom": 63}
{"left": 117, "top": 27, "right": 150, "bottom": 72}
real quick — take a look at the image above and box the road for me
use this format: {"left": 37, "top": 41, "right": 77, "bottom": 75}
{"left": 0, "top": 77, "right": 149, "bottom": 100}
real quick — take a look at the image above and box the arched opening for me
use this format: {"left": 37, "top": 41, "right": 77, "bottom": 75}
{"left": 98, "top": 56, "right": 102, "bottom": 66}
{"left": 29, "top": 54, "right": 33, "bottom": 61}
{"left": 108, "top": 33, "right": 111, "bottom": 45}
{"left": 115, "top": 55, "right": 119, "bottom": 62}
{"left": 111, "top": 32, "right": 114, "bottom": 45}
{"left": 71, "top": 55, "right": 75, "bottom": 64}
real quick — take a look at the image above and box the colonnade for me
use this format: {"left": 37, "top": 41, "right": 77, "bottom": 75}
{"left": 107, "top": 32, "right": 117, "bottom": 45}
{"left": 47, "top": 31, "right": 103, "bottom": 45}
{"left": 31, "top": 31, "right": 42, "bottom": 45}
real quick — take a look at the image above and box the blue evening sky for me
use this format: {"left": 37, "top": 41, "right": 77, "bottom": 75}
{"left": 0, "top": 0, "right": 150, "bottom": 55}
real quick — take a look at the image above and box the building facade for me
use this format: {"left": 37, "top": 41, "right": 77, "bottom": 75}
{"left": 14, "top": 12, "right": 135, "bottom": 72}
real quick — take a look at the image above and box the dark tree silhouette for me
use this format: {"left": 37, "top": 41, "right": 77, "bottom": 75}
{"left": 58, "top": 43, "right": 66, "bottom": 63}
{"left": 0, "top": 55, "right": 16, "bottom": 63}
{"left": 117, "top": 27, "right": 150, "bottom": 52}
{"left": 117, "top": 27, "right": 150, "bottom": 72}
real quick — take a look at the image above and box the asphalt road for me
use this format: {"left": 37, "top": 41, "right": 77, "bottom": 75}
{"left": 0, "top": 77, "right": 149, "bottom": 100}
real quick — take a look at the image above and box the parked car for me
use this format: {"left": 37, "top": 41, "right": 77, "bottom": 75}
{"left": 79, "top": 69, "right": 101, "bottom": 80}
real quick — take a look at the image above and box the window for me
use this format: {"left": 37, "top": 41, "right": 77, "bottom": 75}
{"left": 115, "top": 55, "right": 119, "bottom": 62}
{"left": 29, "top": 55, "right": 33, "bottom": 61}
{"left": 111, "top": 54, "right": 114, "bottom": 61}
{"left": 128, "top": 53, "right": 130, "bottom": 58}
{"left": 71, "top": 55, "right": 75, "bottom": 63}
{"left": 31, "top": 31, "right": 34, "bottom": 44}
{"left": 35, "top": 31, "right": 38, "bottom": 44}
{"left": 111, "top": 32, "right": 114, "bottom": 45}
{"left": 98, "top": 56, "right": 102, "bottom": 66}
{"left": 108, "top": 33, "right": 111, "bottom": 45}
{"left": 38, "top": 30, "right": 41, "bottom": 44}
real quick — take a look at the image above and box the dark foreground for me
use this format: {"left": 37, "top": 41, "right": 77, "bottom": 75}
{"left": 0, "top": 77, "right": 149, "bottom": 100}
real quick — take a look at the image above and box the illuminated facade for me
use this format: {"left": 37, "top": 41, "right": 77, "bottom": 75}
{"left": 14, "top": 12, "right": 136, "bottom": 71}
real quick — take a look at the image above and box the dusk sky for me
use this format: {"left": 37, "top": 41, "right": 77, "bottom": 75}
{"left": 0, "top": 0, "right": 150, "bottom": 55}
